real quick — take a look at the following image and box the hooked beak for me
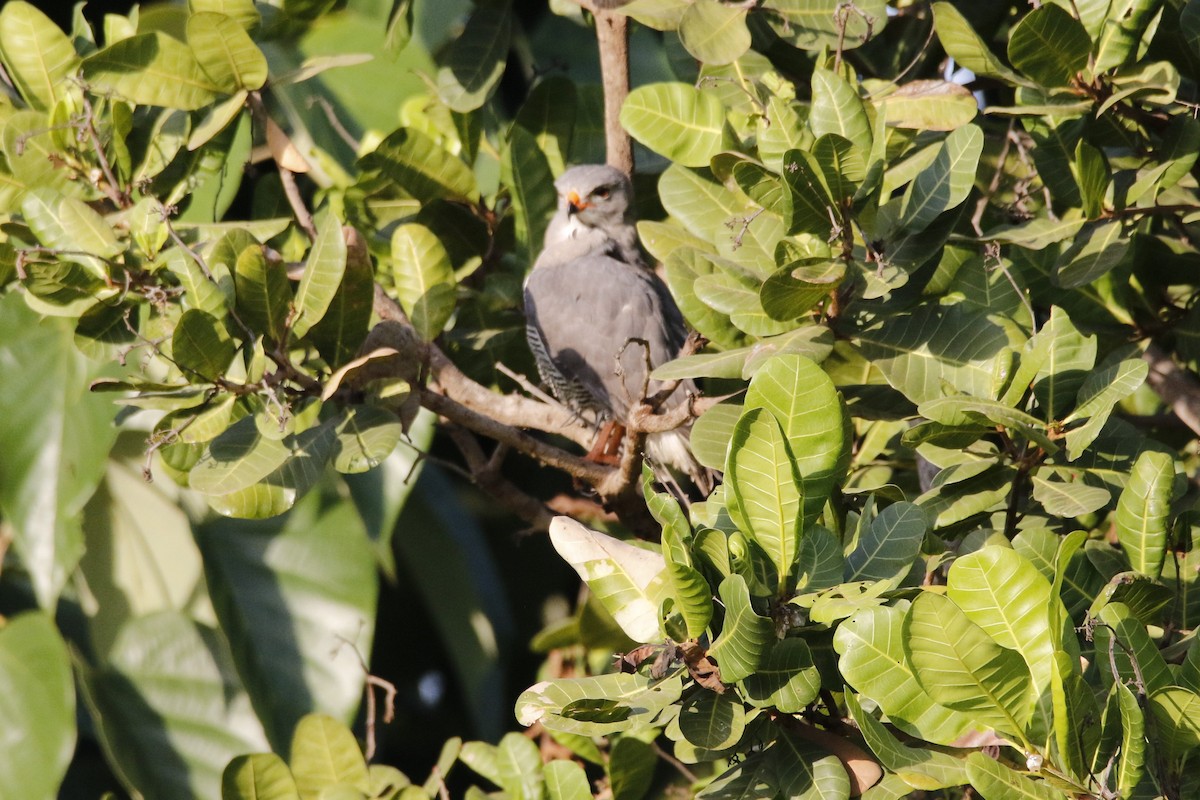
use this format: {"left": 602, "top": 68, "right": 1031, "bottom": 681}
{"left": 566, "top": 189, "right": 590, "bottom": 214}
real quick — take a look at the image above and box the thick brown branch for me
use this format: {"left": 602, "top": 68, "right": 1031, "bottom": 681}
{"left": 372, "top": 285, "right": 594, "bottom": 447}
{"left": 420, "top": 388, "right": 614, "bottom": 485}
{"left": 1143, "top": 343, "right": 1200, "bottom": 437}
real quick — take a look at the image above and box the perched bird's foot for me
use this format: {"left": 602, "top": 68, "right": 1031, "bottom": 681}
{"left": 586, "top": 420, "right": 625, "bottom": 465}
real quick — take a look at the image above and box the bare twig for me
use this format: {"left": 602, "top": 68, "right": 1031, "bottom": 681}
{"left": 446, "top": 426, "right": 555, "bottom": 529}
{"left": 279, "top": 165, "right": 318, "bottom": 240}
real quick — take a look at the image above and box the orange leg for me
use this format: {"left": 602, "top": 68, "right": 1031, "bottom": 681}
{"left": 586, "top": 420, "right": 626, "bottom": 465}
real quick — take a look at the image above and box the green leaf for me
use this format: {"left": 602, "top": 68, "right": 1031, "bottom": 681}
{"left": 964, "top": 752, "right": 1067, "bottom": 799}
{"left": 621, "top": 82, "right": 727, "bottom": 167}
{"left": 899, "top": 124, "right": 983, "bottom": 234}
{"left": 1049, "top": 650, "right": 1098, "bottom": 781}
{"left": 1008, "top": 4, "right": 1091, "bottom": 87}
{"left": 78, "top": 613, "right": 271, "bottom": 799}
{"left": 843, "top": 691, "right": 967, "bottom": 791}
{"left": 905, "top": 592, "right": 1034, "bottom": 741}
{"left": 664, "top": 248, "right": 746, "bottom": 349}
{"left": 879, "top": 80, "right": 978, "bottom": 131}
{"left": 390, "top": 222, "right": 455, "bottom": 341}
{"left": 188, "top": 413, "right": 332, "bottom": 497}
{"left": 724, "top": 406, "right": 803, "bottom": 586}
{"left": 696, "top": 752, "right": 774, "bottom": 799}
{"left": 516, "top": 673, "right": 683, "bottom": 737}
{"left": 947, "top": 546, "right": 1067, "bottom": 719}
{"left": 1053, "top": 221, "right": 1130, "bottom": 288}
{"left": 709, "top": 575, "right": 774, "bottom": 682}
{"left": 514, "top": 75, "right": 576, "bottom": 175}
{"left": 173, "top": 308, "right": 236, "bottom": 381}
{"left": 744, "top": 353, "right": 848, "bottom": 526}
{"left": 549, "top": 516, "right": 670, "bottom": 643}
{"left": 739, "top": 638, "right": 820, "bottom": 713}
{"left": 835, "top": 606, "right": 979, "bottom": 745}
{"left": 769, "top": 729, "right": 852, "bottom": 800}
{"left": 795, "top": 526, "right": 843, "bottom": 592}
{"left": 919, "top": 395, "right": 1054, "bottom": 452}
{"left": 171, "top": 245, "right": 231, "bottom": 318}
{"left": 360, "top": 128, "right": 479, "bottom": 203}
{"left": 678, "top": 0, "right": 751, "bottom": 65}
{"left": 809, "top": 68, "right": 872, "bottom": 152}
{"left": 760, "top": 264, "right": 838, "bottom": 321}
{"left": 196, "top": 493, "right": 378, "bottom": 753}
{"left": 931, "top": 3, "right": 1024, "bottom": 83}
{"left": 234, "top": 244, "right": 292, "bottom": 341}
{"left": 1030, "top": 475, "right": 1110, "bottom": 517}
{"left": 22, "top": 188, "right": 123, "bottom": 278}
{"left": 502, "top": 125, "right": 556, "bottom": 261}
{"left": 1030, "top": 306, "right": 1096, "bottom": 421}
{"left": 0, "top": 1, "right": 80, "bottom": 111}
{"left": 1115, "top": 683, "right": 1145, "bottom": 795}
{"left": 292, "top": 213, "right": 347, "bottom": 339}
{"left": 609, "top": 736, "right": 657, "bottom": 800}
{"left": 690, "top": 400, "right": 742, "bottom": 470}
{"left": 290, "top": 714, "right": 369, "bottom": 800}
{"left": 435, "top": 3, "right": 511, "bottom": 112}
{"left": 1149, "top": 686, "right": 1200, "bottom": 756}
{"left": 764, "top": 0, "right": 888, "bottom": 51}
{"left": 544, "top": 760, "right": 591, "bottom": 800}
{"left": 83, "top": 31, "right": 222, "bottom": 110}
{"left": 679, "top": 691, "right": 746, "bottom": 749}
{"left": 331, "top": 406, "right": 403, "bottom": 474}
{"left": 782, "top": 149, "right": 837, "bottom": 237}
{"left": 0, "top": 613, "right": 75, "bottom": 800}
{"left": 309, "top": 229, "right": 373, "bottom": 369}
{"left": 1063, "top": 357, "right": 1148, "bottom": 455}
{"left": 1114, "top": 451, "right": 1174, "bottom": 579}
{"left": 0, "top": 295, "right": 116, "bottom": 609}
{"left": 1095, "top": 603, "right": 1172, "bottom": 695}
{"left": 186, "top": 11, "right": 267, "bottom": 92}
{"left": 857, "top": 302, "right": 1017, "bottom": 405}
{"left": 497, "top": 732, "right": 543, "bottom": 800}
{"left": 844, "top": 502, "right": 926, "bottom": 583}
{"left": 222, "top": 753, "right": 300, "bottom": 800}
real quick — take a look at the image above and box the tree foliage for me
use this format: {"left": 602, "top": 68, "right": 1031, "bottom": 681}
{"left": 2, "top": 0, "right": 1200, "bottom": 798}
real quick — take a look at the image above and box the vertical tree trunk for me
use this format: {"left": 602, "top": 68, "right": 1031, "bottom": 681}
{"left": 594, "top": 7, "right": 633, "bottom": 175}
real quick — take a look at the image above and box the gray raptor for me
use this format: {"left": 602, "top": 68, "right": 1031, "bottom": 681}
{"left": 524, "top": 164, "right": 710, "bottom": 493}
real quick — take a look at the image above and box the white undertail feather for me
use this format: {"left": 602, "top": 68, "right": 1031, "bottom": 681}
{"left": 647, "top": 428, "right": 713, "bottom": 496}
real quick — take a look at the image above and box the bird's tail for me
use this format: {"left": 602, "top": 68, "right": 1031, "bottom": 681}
{"left": 646, "top": 427, "right": 716, "bottom": 498}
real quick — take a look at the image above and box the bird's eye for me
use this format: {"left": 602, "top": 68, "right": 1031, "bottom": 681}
{"left": 594, "top": 187, "right": 611, "bottom": 200}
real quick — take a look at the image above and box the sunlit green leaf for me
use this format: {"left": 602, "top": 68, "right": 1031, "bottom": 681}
{"left": 709, "top": 575, "right": 773, "bottom": 682}
{"left": 907, "top": 593, "right": 1034, "bottom": 742}
{"left": 290, "top": 714, "right": 369, "bottom": 800}
{"left": 1114, "top": 451, "right": 1174, "bottom": 580}
{"left": 0, "top": 1, "right": 80, "bottom": 111}
{"left": 0, "top": 613, "right": 75, "bottom": 800}
{"left": 187, "top": 11, "right": 267, "bottom": 92}
{"left": 678, "top": 0, "right": 751, "bottom": 65}
{"left": 621, "top": 82, "right": 727, "bottom": 167}
{"left": 83, "top": 31, "right": 222, "bottom": 110}
{"left": 222, "top": 753, "right": 300, "bottom": 800}
{"left": 292, "top": 213, "right": 347, "bottom": 339}
{"left": 390, "top": 222, "right": 455, "bottom": 341}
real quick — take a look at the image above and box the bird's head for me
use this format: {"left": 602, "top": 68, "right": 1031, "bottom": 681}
{"left": 555, "top": 165, "right": 634, "bottom": 230}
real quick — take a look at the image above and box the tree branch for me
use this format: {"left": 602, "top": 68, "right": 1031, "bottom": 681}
{"left": 1143, "top": 343, "right": 1200, "bottom": 437}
